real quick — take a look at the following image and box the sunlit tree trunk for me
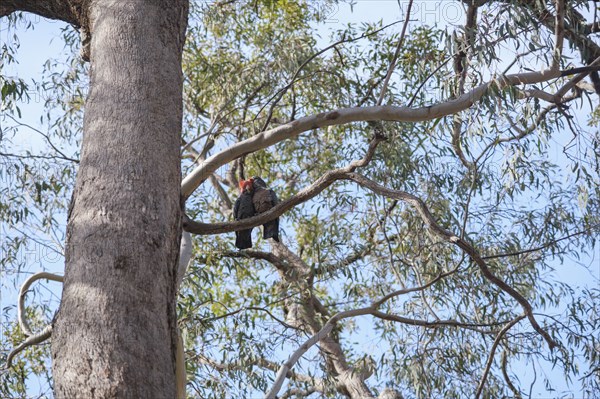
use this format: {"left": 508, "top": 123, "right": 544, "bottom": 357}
{"left": 49, "top": 1, "right": 188, "bottom": 397}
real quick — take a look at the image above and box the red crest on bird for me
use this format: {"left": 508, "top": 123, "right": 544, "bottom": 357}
{"left": 238, "top": 179, "right": 254, "bottom": 193}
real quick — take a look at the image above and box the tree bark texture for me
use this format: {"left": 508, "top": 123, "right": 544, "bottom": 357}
{"left": 51, "top": 1, "right": 188, "bottom": 397}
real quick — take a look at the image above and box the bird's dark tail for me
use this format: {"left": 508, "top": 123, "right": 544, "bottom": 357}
{"left": 235, "top": 229, "right": 253, "bottom": 249}
{"left": 263, "top": 219, "right": 279, "bottom": 242}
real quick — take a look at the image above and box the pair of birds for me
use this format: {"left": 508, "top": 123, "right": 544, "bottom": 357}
{"left": 233, "top": 176, "right": 279, "bottom": 249}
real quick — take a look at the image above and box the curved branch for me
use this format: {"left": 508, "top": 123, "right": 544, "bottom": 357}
{"left": 181, "top": 66, "right": 563, "bottom": 198}
{"left": 501, "top": 350, "right": 523, "bottom": 398}
{"left": 0, "top": 272, "right": 64, "bottom": 372}
{"left": 18, "top": 272, "right": 64, "bottom": 337}
{"left": 1, "top": 325, "right": 54, "bottom": 373}
{"left": 474, "top": 315, "right": 526, "bottom": 399}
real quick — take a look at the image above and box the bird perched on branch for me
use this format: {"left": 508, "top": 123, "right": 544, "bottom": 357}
{"left": 233, "top": 179, "right": 255, "bottom": 249}
{"left": 252, "top": 176, "right": 279, "bottom": 242}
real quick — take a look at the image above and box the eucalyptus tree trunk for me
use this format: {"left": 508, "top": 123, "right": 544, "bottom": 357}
{"left": 46, "top": 1, "right": 187, "bottom": 397}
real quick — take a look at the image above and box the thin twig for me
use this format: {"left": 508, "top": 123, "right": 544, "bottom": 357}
{"left": 501, "top": 350, "right": 523, "bottom": 398}
{"left": 376, "top": 0, "right": 414, "bottom": 106}
{"left": 482, "top": 226, "right": 598, "bottom": 260}
{"left": 474, "top": 315, "right": 526, "bottom": 399}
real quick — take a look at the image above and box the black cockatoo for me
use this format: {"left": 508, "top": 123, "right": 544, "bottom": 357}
{"left": 233, "top": 179, "right": 255, "bottom": 249}
{"left": 251, "top": 176, "right": 279, "bottom": 242}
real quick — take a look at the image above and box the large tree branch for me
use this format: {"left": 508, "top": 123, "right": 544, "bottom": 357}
{"left": 0, "top": 0, "right": 82, "bottom": 26}
{"left": 181, "top": 66, "right": 565, "bottom": 199}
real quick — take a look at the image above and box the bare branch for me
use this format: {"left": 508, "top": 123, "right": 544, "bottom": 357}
{"left": 501, "top": 350, "right": 523, "bottom": 399}
{"left": 474, "top": 315, "right": 526, "bottom": 399}
{"left": 182, "top": 138, "right": 233, "bottom": 211}
{"left": 552, "top": 0, "right": 565, "bottom": 70}
{"left": 1, "top": 272, "right": 63, "bottom": 373}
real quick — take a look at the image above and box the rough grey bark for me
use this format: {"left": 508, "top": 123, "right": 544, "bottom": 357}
{"left": 47, "top": 1, "right": 188, "bottom": 397}
{"left": 0, "top": 0, "right": 82, "bottom": 25}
